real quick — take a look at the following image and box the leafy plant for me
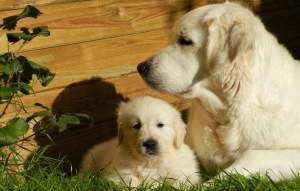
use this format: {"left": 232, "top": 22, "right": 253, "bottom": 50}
{"left": 0, "top": 5, "right": 93, "bottom": 173}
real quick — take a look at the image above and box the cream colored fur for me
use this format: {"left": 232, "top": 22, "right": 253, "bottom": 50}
{"left": 80, "top": 96, "right": 199, "bottom": 186}
{"left": 137, "top": 2, "right": 300, "bottom": 180}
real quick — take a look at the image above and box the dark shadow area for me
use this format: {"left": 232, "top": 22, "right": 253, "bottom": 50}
{"left": 34, "top": 78, "right": 125, "bottom": 171}
{"left": 258, "top": 2, "right": 300, "bottom": 59}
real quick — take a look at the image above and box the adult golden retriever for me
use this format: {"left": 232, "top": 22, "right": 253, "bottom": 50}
{"left": 137, "top": 2, "right": 300, "bottom": 179}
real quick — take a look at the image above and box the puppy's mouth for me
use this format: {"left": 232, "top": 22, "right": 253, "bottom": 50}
{"left": 144, "top": 149, "right": 159, "bottom": 156}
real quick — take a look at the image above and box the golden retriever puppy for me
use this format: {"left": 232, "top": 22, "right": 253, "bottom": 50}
{"left": 137, "top": 2, "right": 300, "bottom": 180}
{"left": 80, "top": 96, "right": 200, "bottom": 186}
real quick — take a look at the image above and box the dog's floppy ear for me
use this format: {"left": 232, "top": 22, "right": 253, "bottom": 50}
{"left": 173, "top": 115, "right": 186, "bottom": 149}
{"left": 117, "top": 101, "right": 126, "bottom": 145}
{"left": 206, "top": 18, "right": 254, "bottom": 96}
{"left": 227, "top": 22, "right": 254, "bottom": 65}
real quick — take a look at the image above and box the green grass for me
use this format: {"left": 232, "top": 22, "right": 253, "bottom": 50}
{"left": 1, "top": 153, "right": 300, "bottom": 191}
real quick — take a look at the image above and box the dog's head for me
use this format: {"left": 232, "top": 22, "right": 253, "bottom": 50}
{"left": 138, "top": 2, "right": 259, "bottom": 96}
{"left": 117, "top": 96, "right": 186, "bottom": 157}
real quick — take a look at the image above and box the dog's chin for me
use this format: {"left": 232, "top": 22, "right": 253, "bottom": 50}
{"left": 141, "top": 76, "right": 189, "bottom": 95}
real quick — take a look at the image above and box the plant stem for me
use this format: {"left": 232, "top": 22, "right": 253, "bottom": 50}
{"left": 15, "top": 41, "right": 27, "bottom": 56}
{"left": 0, "top": 95, "right": 14, "bottom": 119}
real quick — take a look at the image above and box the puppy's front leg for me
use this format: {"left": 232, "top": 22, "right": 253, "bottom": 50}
{"left": 181, "top": 80, "right": 225, "bottom": 114}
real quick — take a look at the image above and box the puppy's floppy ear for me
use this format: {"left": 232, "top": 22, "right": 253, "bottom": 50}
{"left": 116, "top": 101, "right": 126, "bottom": 145}
{"left": 173, "top": 114, "right": 186, "bottom": 149}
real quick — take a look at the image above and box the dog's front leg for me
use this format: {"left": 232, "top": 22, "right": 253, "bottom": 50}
{"left": 181, "top": 80, "right": 225, "bottom": 114}
{"left": 219, "top": 149, "right": 300, "bottom": 180}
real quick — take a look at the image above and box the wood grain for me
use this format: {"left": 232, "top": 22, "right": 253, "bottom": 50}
{"left": 0, "top": 0, "right": 184, "bottom": 52}
{"left": 0, "top": 0, "right": 91, "bottom": 11}
{"left": 20, "top": 28, "right": 169, "bottom": 92}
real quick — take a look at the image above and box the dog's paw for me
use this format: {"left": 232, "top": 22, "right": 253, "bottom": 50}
{"left": 181, "top": 88, "right": 198, "bottom": 99}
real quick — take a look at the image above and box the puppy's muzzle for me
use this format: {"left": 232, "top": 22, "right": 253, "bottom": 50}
{"left": 142, "top": 138, "right": 158, "bottom": 155}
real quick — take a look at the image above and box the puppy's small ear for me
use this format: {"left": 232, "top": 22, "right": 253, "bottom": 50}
{"left": 173, "top": 115, "right": 186, "bottom": 149}
{"left": 116, "top": 101, "right": 126, "bottom": 145}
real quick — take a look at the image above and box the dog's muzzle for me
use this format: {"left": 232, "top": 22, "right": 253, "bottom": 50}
{"left": 137, "top": 58, "right": 162, "bottom": 90}
{"left": 137, "top": 57, "right": 154, "bottom": 77}
{"left": 142, "top": 138, "right": 158, "bottom": 155}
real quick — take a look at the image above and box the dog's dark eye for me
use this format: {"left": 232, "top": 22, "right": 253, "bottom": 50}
{"left": 157, "top": 122, "right": 164, "bottom": 128}
{"left": 177, "top": 36, "right": 193, "bottom": 46}
{"left": 132, "top": 121, "right": 141, "bottom": 130}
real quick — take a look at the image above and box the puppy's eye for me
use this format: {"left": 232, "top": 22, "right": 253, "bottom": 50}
{"left": 157, "top": 122, "right": 164, "bottom": 128}
{"left": 132, "top": 121, "right": 141, "bottom": 130}
{"left": 177, "top": 36, "right": 193, "bottom": 46}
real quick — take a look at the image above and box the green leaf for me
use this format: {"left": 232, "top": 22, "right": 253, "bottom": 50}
{"left": 0, "top": 63, "right": 10, "bottom": 75}
{"left": 19, "top": 82, "right": 33, "bottom": 94}
{"left": 57, "top": 114, "right": 81, "bottom": 132}
{"left": 57, "top": 113, "right": 93, "bottom": 132}
{"left": 7, "top": 32, "right": 32, "bottom": 43}
{"left": 17, "top": 56, "right": 55, "bottom": 86}
{"left": 20, "top": 27, "right": 30, "bottom": 34}
{"left": 70, "top": 113, "right": 94, "bottom": 126}
{"left": 0, "top": 5, "right": 42, "bottom": 30}
{"left": 36, "top": 69, "right": 55, "bottom": 86}
{"left": 26, "top": 110, "right": 51, "bottom": 123}
{"left": 19, "top": 5, "right": 41, "bottom": 19}
{"left": 6, "top": 118, "right": 29, "bottom": 137}
{"left": 32, "top": 26, "right": 50, "bottom": 37}
{"left": 6, "top": 26, "right": 50, "bottom": 43}
{"left": 0, "top": 53, "right": 14, "bottom": 75}
{"left": 0, "top": 118, "right": 29, "bottom": 147}
{"left": 11, "top": 58, "right": 23, "bottom": 73}
{"left": 0, "top": 86, "right": 18, "bottom": 100}
{"left": 28, "top": 60, "right": 55, "bottom": 86}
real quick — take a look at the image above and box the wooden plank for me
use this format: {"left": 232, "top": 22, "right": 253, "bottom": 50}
{"left": 19, "top": 28, "right": 169, "bottom": 92}
{"left": 0, "top": 73, "right": 190, "bottom": 124}
{"left": 0, "top": 0, "right": 91, "bottom": 11}
{"left": 0, "top": 0, "right": 184, "bottom": 52}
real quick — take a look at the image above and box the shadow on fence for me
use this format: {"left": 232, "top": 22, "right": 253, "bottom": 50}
{"left": 34, "top": 78, "right": 125, "bottom": 170}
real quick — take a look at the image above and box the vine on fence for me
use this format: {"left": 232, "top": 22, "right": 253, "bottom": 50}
{"left": 0, "top": 6, "right": 93, "bottom": 172}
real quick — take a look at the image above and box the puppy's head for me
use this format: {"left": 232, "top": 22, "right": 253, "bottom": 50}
{"left": 138, "top": 2, "right": 258, "bottom": 95}
{"left": 117, "top": 96, "right": 186, "bottom": 157}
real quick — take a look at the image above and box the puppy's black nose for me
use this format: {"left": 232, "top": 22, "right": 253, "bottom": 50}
{"left": 142, "top": 138, "right": 158, "bottom": 155}
{"left": 137, "top": 59, "right": 152, "bottom": 75}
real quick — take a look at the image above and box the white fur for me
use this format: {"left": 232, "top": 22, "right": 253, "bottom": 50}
{"left": 138, "top": 2, "right": 300, "bottom": 180}
{"left": 80, "top": 96, "right": 200, "bottom": 186}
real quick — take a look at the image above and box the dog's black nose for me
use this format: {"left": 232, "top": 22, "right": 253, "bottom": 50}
{"left": 137, "top": 59, "right": 152, "bottom": 75}
{"left": 142, "top": 138, "right": 158, "bottom": 155}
